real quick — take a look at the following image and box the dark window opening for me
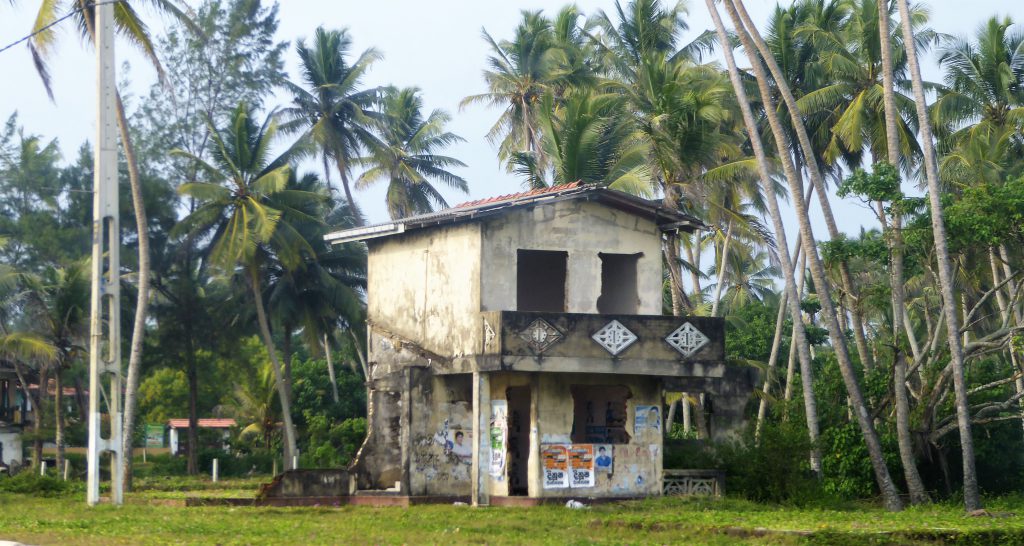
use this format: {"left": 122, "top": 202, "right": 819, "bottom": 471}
{"left": 517, "top": 250, "right": 568, "bottom": 312}
{"left": 570, "top": 385, "right": 632, "bottom": 444}
{"left": 597, "top": 253, "right": 640, "bottom": 314}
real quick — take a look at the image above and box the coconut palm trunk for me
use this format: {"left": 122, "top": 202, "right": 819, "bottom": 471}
{"left": 249, "top": 269, "right": 298, "bottom": 469}
{"left": 877, "top": 0, "right": 929, "bottom": 505}
{"left": 721, "top": 0, "right": 901, "bottom": 508}
{"left": 894, "top": 0, "right": 980, "bottom": 512}
{"left": 54, "top": 366, "right": 64, "bottom": 476}
{"left": 728, "top": 0, "right": 874, "bottom": 372}
{"left": 710, "top": 220, "right": 733, "bottom": 317}
{"left": 707, "top": 0, "right": 821, "bottom": 475}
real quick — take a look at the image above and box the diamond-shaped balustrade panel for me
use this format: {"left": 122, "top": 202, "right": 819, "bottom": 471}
{"left": 591, "top": 320, "right": 638, "bottom": 356}
{"left": 665, "top": 322, "right": 709, "bottom": 357}
{"left": 518, "top": 318, "right": 564, "bottom": 353}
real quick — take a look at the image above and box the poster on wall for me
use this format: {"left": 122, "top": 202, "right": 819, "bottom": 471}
{"left": 634, "top": 405, "right": 662, "bottom": 433}
{"left": 489, "top": 400, "right": 509, "bottom": 477}
{"left": 569, "top": 444, "right": 595, "bottom": 488}
{"left": 542, "top": 444, "right": 570, "bottom": 488}
{"left": 594, "top": 444, "right": 613, "bottom": 473}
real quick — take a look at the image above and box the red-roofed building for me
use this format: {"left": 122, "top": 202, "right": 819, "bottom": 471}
{"left": 166, "top": 418, "right": 237, "bottom": 454}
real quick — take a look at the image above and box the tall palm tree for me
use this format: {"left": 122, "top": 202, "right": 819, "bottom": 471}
{"left": 461, "top": 10, "right": 561, "bottom": 170}
{"left": 356, "top": 87, "right": 469, "bottom": 220}
{"left": 174, "top": 102, "right": 322, "bottom": 469}
{"left": 284, "top": 26, "right": 382, "bottom": 222}
{"left": 22, "top": 0, "right": 194, "bottom": 487}
{"left": 704, "top": 0, "right": 823, "bottom": 478}
{"left": 895, "top": 0, "right": 981, "bottom": 512}
{"left": 877, "top": 0, "right": 930, "bottom": 505}
{"left": 721, "top": 0, "right": 903, "bottom": 510}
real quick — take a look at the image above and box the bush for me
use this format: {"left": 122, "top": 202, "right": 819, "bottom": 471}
{"left": 0, "top": 471, "right": 81, "bottom": 497}
{"left": 715, "top": 421, "right": 826, "bottom": 505}
{"left": 302, "top": 417, "right": 367, "bottom": 468}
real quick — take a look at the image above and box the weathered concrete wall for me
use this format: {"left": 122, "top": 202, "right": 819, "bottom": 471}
{"left": 260, "top": 469, "right": 352, "bottom": 498}
{"left": 484, "top": 372, "right": 663, "bottom": 499}
{"left": 0, "top": 431, "right": 22, "bottom": 466}
{"left": 480, "top": 201, "right": 662, "bottom": 315}
{"left": 408, "top": 374, "right": 473, "bottom": 496}
{"left": 367, "top": 223, "right": 482, "bottom": 358}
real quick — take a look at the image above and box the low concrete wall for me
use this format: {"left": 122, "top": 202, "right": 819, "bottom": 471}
{"left": 259, "top": 469, "right": 353, "bottom": 499}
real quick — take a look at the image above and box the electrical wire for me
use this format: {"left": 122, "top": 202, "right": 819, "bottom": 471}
{"left": 0, "top": 0, "right": 123, "bottom": 56}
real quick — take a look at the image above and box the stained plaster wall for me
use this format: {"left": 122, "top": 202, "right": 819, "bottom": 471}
{"left": 485, "top": 372, "right": 663, "bottom": 498}
{"left": 480, "top": 201, "right": 663, "bottom": 315}
{"left": 408, "top": 374, "right": 474, "bottom": 496}
{"left": 366, "top": 223, "right": 482, "bottom": 358}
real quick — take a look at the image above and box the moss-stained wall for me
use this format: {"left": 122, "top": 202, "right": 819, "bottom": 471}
{"left": 367, "top": 223, "right": 482, "bottom": 358}
{"left": 480, "top": 201, "right": 662, "bottom": 315}
{"left": 408, "top": 374, "right": 474, "bottom": 496}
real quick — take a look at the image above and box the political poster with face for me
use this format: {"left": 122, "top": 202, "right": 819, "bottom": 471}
{"left": 594, "top": 444, "right": 613, "bottom": 473}
{"left": 569, "top": 444, "right": 595, "bottom": 488}
{"left": 634, "top": 405, "right": 661, "bottom": 433}
{"left": 542, "top": 444, "right": 569, "bottom": 489}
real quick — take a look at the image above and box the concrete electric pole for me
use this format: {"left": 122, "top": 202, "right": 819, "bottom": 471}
{"left": 86, "top": 0, "right": 124, "bottom": 506}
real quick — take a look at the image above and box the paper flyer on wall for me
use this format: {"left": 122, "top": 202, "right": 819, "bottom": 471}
{"left": 542, "top": 444, "right": 569, "bottom": 488}
{"left": 569, "top": 444, "right": 595, "bottom": 487}
{"left": 489, "top": 400, "right": 508, "bottom": 477}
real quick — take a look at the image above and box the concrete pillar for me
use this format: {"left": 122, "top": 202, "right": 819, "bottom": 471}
{"left": 528, "top": 373, "right": 541, "bottom": 498}
{"left": 471, "top": 371, "right": 491, "bottom": 506}
{"left": 399, "top": 368, "right": 412, "bottom": 494}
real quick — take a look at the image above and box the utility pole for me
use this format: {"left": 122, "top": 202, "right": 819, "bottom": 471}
{"left": 86, "top": 0, "right": 124, "bottom": 506}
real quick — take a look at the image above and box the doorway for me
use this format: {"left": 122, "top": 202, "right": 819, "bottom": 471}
{"left": 506, "top": 386, "right": 531, "bottom": 496}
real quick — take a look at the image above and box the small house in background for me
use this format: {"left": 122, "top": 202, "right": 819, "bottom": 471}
{"left": 167, "top": 418, "right": 237, "bottom": 455}
{"left": 325, "top": 183, "right": 755, "bottom": 505}
{"left": 0, "top": 361, "right": 31, "bottom": 469}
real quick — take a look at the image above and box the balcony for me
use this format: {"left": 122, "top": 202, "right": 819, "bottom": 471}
{"left": 444, "top": 311, "right": 728, "bottom": 378}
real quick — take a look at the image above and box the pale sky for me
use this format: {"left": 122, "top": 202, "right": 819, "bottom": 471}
{"left": 0, "top": 0, "right": 1018, "bottom": 246}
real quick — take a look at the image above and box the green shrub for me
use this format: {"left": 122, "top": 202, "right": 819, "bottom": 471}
{"left": 0, "top": 471, "right": 81, "bottom": 497}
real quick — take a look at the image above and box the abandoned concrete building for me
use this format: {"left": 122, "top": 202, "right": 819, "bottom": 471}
{"left": 324, "top": 182, "right": 755, "bottom": 504}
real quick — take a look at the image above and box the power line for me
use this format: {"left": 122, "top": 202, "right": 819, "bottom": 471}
{"left": 0, "top": 0, "right": 123, "bottom": 56}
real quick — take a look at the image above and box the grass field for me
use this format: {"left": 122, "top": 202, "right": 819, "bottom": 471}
{"left": 1, "top": 477, "right": 1023, "bottom": 545}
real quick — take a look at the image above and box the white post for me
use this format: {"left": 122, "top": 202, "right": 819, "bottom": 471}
{"left": 212, "top": 458, "right": 219, "bottom": 483}
{"left": 292, "top": 454, "right": 298, "bottom": 471}
{"left": 272, "top": 459, "right": 278, "bottom": 477}
{"left": 40, "top": 461, "right": 47, "bottom": 477}
{"left": 64, "top": 459, "right": 70, "bottom": 481}
{"left": 87, "top": 0, "right": 123, "bottom": 506}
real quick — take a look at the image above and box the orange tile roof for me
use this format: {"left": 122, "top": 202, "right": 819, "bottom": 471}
{"left": 453, "top": 182, "right": 581, "bottom": 209}
{"left": 166, "top": 418, "right": 237, "bottom": 429}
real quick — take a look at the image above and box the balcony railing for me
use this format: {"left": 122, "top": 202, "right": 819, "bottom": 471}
{"left": 471, "top": 311, "right": 726, "bottom": 377}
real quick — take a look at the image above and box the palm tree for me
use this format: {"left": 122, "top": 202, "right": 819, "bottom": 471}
{"left": 356, "top": 87, "right": 469, "bottom": 220}
{"left": 174, "top": 102, "right": 322, "bottom": 469}
{"left": 705, "top": 0, "right": 823, "bottom": 478}
{"left": 877, "top": 0, "right": 930, "bottom": 505}
{"left": 284, "top": 26, "right": 382, "bottom": 222}
{"left": 461, "top": 10, "right": 561, "bottom": 170}
{"left": 22, "top": 0, "right": 194, "bottom": 487}
{"left": 720, "top": 0, "right": 903, "bottom": 510}
{"left": 895, "top": 0, "right": 981, "bottom": 512}
{"left": 231, "top": 359, "right": 280, "bottom": 451}
{"left": 21, "top": 262, "right": 89, "bottom": 476}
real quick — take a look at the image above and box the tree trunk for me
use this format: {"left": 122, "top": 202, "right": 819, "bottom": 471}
{"left": 33, "top": 366, "right": 48, "bottom": 470}
{"left": 895, "top": 0, "right": 980, "bottom": 511}
{"left": 282, "top": 324, "right": 294, "bottom": 404}
{"left": 115, "top": 91, "right": 151, "bottom": 492}
{"left": 250, "top": 269, "right": 298, "bottom": 469}
{"left": 337, "top": 163, "right": 363, "bottom": 226}
{"left": 682, "top": 393, "right": 691, "bottom": 433}
{"left": 711, "top": 220, "right": 733, "bottom": 317}
{"left": 729, "top": 0, "right": 874, "bottom": 371}
{"left": 54, "top": 367, "right": 64, "bottom": 476}
{"left": 666, "top": 398, "right": 678, "bottom": 434}
{"left": 723, "top": 0, "right": 899, "bottom": 506}
{"left": 708, "top": 0, "right": 822, "bottom": 475}
{"left": 324, "top": 334, "right": 340, "bottom": 404}
{"left": 878, "top": 0, "right": 929, "bottom": 504}
{"left": 186, "top": 335, "right": 199, "bottom": 476}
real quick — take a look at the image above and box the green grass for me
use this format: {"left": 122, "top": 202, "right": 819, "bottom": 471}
{"left": 0, "top": 479, "right": 1022, "bottom": 545}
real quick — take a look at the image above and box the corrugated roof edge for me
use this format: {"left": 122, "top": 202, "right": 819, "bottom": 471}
{"left": 324, "top": 183, "right": 705, "bottom": 245}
